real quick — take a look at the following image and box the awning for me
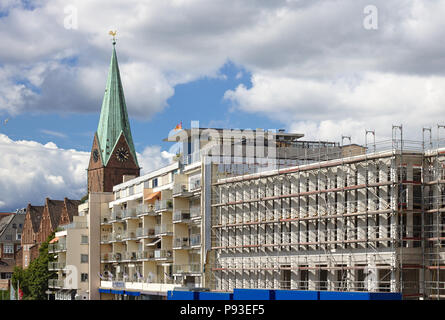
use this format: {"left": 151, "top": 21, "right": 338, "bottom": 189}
{"left": 49, "top": 237, "right": 59, "bottom": 244}
{"left": 146, "top": 238, "right": 162, "bottom": 247}
{"left": 125, "top": 291, "right": 140, "bottom": 297}
{"left": 145, "top": 191, "right": 161, "bottom": 201}
{"left": 111, "top": 289, "right": 124, "bottom": 295}
{"left": 99, "top": 288, "right": 111, "bottom": 294}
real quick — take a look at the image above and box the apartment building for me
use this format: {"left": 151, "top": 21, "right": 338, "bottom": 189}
{"left": 48, "top": 194, "right": 112, "bottom": 300}
{"left": 98, "top": 163, "right": 183, "bottom": 300}
{"left": 208, "top": 137, "right": 445, "bottom": 300}
{"left": 0, "top": 211, "right": 25, "bottom": 291}
{"left": 48, "top": 207, "right": 89, "bottom": 300}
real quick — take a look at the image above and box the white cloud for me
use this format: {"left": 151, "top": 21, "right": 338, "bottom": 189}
{"left": 225, "top": 72, "right": 445, "bottom": 143}
{"left": 0, "top": 133, "right": 89, "bottom": 210}
{"left": 137, "top": 145, "right": 175, "bottom": 174}
{"left": 0, "top": 133, "right": 175, "bottom": 210}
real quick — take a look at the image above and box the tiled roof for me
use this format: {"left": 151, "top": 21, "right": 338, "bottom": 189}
{"left": 28, "top": 205, "right": 44, "bottom": 233}
{"left": 64, "top": 198, "right": 81, "bottom": 222}
{"left": 45, "top": 199, "right": 65, "bottom": 229}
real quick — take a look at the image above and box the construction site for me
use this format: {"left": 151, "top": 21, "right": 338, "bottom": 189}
{"left": 207, "top": 126, "right": 445, "bottom": 300}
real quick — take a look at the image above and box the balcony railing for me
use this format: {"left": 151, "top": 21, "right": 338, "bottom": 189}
{"left": 111, "top": 252, "right": 123, "bottom": 262}
{"left": 101, "top": 214, "right": 112, "bottom": 224}
{"left": 173, "top": 237, "right": 189, "bottom": 248}
{"left": 122, "top": 208, "right": 137, "bottom": 219}
{"left": 110, "top": 210, "right": 123, "bottom": 221}
{"left": 60, "top": 221, "right": 88, "bottom": 230}
{"left": 189, "top": 179, "right": 201, "bottom": 191}
{"left": 190, "top": 206, "right": 201, "bottom": 219}
{"left": 190, "top": 234, "right": 201, "bottom": 246}
{"left": 48, "top": 262, "right": 66, "bottom": 270}
{"left": 122, "top": 231, "right": 138, "bottom": 241}
{"left": 101, "top": 253, "right": 111, "bottom": 262}
{"left": 48, "top": 279, "right": 64, "bottom": 288}
{"left": 136, "top": 204, "right": 156, "bottom": 216}
{"left": 153, "top": 249, "right": 173, "bottom": 260}
{"left": 173, "top": 264, "right": 201, "bottom": 274}
{"left": 154, "top": 224, "right": 173, "bottom": 236}
{"left": 101, "top": 234, "right": 112, "bottom": 243}
{"left": 173, "top": 184, "right": 189, "bottom": 196}
{"left": 136, "top": 228, "right": 155, "bottom": 238}
{"left": 48, "top": 242, "right": 67, "bottom": 253}
{"left": 122, "top": 251, "right": 138, "bottom": 261}
{"left": 136, "top": 251, "right": 152, "bottom": 260}
{"left": 111, "top": 233, "right": 124, "bottom": 242}
{"left": 173, "top": 210, "right": 191, "bottom": 223}
{"left": 155, "top": 200, "right": 173, "bottom": 212}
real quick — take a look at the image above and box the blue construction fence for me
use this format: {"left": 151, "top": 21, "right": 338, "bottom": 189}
{"left": 167, "top": 289, "right": 402, "bottom": 300}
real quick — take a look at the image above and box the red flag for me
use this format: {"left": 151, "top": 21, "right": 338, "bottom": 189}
{"left": 174, "top": 121, "right": 182, "bottom": 131}
{"left": 19, "top": 288, "right": 23, "bottom": 300}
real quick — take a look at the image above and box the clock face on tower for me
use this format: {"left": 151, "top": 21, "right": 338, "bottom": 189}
{"left": 93, "top": 149, "right": 99, "bottom": 162}
{"left": 116, "top": 147, "right": 129, "bottom": 162}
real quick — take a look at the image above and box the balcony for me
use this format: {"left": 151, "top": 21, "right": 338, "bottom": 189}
{"left": 110, "top": 252, "right": 123, "bottom": 262}
{"left": 172, "top": 184, "right": 192, "bottom": 197}
{"left": 122, "top": 231, "right": 138, "bottom": 241}
{"left": 110, "top": 210, "right": 123, "bottom": 222}
{"left": 136, "top": 204, "right": 156, "bottom": 217}
{"left": 190, "top": 234, "right": 201, "bottom": 247}
{"left": 101, "top": 214, "right": 112, "bottom": 225}
{"left": 136, "top": 228, "right": 155, "bottom": 239}
{"left": 189, "top": 179, "right": 201, "bottom": 191}
{"left": 136, "top": 251, "right": 152, "bottom": 260}
{"left": 173, "top": 237, "right": 189, "bottom": 249}
{"left": 101, "top": 253, "right": 111, "bottom": 262}
{"left": 154, "top": 224, "right": 173, "bottom": 236}
{"left": 173, "top": 210, "right": 191, "bottom": 223}
{"left": 122, "top": 208, "right": 137, "bottom": 220}
{"left": 48, "top": 279, "right": 64, "bottom": 288}
{"left": 122, "top": 251, "right": 138, "bottom": 261}
{"left": 172, "top": 264, "right": 201, "bottom": 275}
{"left": 48, "top": 262, "right": 66, "bottom": 271}
{"left": 155, "top": 200, "right": 173, "bottom": 212}
{"left": 48, "top": 242, "right": 67, "bottom": 253}
{"left": 60, "top": 221, "right": 88, "bottom": 230}
{"left": 110, "top": 233, "right": 124, "bottom": 242}
{"left": 100, "top": 234, "right": 112, "bottom": 244}
{"left": 190, "top": 206, "right": 201, "bottom": 219}
{"left": 153, "top": 249, "right": 173, "bottom": 261}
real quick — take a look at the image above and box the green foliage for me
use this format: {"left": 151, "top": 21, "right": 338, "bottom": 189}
{"left": 80, "top": 194, "right": 88, "bottom": 204}
{"left": 0, "top": 290, "right": 10, "bottom": 300}
{"left": 12, "top": 233, "right": 56, "bottom": 300}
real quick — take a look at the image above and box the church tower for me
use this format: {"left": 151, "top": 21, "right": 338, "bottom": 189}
{"left": 88, "top": 40, "right": 140, "bottom": 193}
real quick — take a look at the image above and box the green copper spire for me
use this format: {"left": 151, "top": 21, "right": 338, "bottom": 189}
{"left": 96, "top": 43, "right": 138, "bottom": 166}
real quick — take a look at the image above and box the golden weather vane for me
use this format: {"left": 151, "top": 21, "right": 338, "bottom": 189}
{"left": 109, "top": 30, "right": 117, "bottom": 45}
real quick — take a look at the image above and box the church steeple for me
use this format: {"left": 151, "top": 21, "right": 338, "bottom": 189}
{"left": 96, "top": 42, "right": 138, "bottom": 167}
{"left": 87, "top": 38, "right": 140, "bottom": 193}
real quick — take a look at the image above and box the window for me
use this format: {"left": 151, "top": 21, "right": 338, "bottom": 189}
{"left": 3, "top": 245, "right": 13, "bottom": 254}
{"left": 152, "top": 178, "right": 158, "bottom": 188}
{"left": 16, "top": 234, "right": 22, "bottom": 241}
{"left": 81, "top": 235, "right": 88, "bottom": 244}
{"left": 81, "top": 254, "right": 88, "bottom": 263}
{"left": 81, "top": 273, "right": 88, "bottom": 282}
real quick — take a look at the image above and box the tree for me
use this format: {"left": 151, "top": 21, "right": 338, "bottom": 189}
{"left": 12, "top": 233, "right": 56, "bottom": 300}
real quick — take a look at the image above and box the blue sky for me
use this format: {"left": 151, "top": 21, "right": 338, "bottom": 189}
{"left": 1, "top": 60, "right": 282, "bottom": 155}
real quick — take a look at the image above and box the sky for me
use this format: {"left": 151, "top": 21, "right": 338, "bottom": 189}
{"left": 1, "top": 0, "right": 445, "bottom": 211}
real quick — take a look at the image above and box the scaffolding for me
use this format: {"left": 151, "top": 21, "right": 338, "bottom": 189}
{"left": 207, "top": 127, "right": 440, "bottom": 299}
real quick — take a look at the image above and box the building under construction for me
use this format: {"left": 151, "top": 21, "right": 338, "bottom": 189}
{"left": 208, "top": 128, "right": 445, "bottom": 300}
